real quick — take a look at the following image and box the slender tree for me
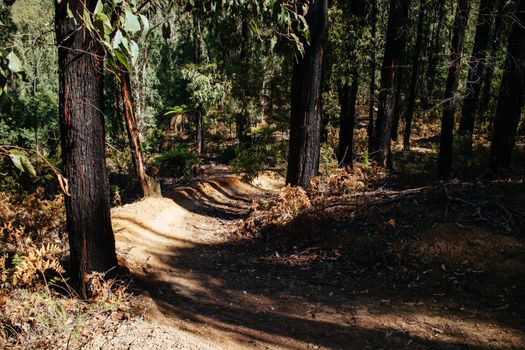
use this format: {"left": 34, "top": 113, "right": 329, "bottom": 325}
{"left": 337, "top": 71, "right": 358, "bottom": 166}
{"left": 373, "top": 0, "right": 410, "bottom": 168}
{"left": 457, "top": 0, "right": 494, "bottom": 149}
{"left": 337, "top": 0, "right": 365, "bottom": 166}
{"left": 55, "top": 0, "right": 117, "bottom": 297}
{"left": 424, "top": 0, "right": 447, "bottom": 109}
{"left": 490, "top": 0, "right": 525, "bottom": 170}
{"left": 120, "top": 70, "right": 160, "bottom": 197}
{"left": 479, "top": 0, "right": 505, "bottom": 122}
{"left": 438, "top": 0, "right": 471, "bottom": 179}
{"left": 368, "top": 0, "right": 378, "bottom": 153}
{"left": 236, "top": 16, "right": 253, "bottom": 146}
{"left": 403, "top": 0, "right": 425, "bottom": 149}
{"left": 286, "top": 0, "right": 328, "bottom": 187}
{"left": 193, "top": 11, "right": 204, "bottom": 153}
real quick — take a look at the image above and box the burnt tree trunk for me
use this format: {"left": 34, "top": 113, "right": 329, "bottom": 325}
{"left": 490, "top": 0, "right": 525, "bottom": 170}
{"left": 337, "top": 0, "right": 365, "bottom": 166}
{"left": 55, "top": 0, "right": 117, "bottom": 298}
{"left": 403, "top": 0, "right": 425, "bottom": 149}
{"left": 391, "top": 63, "right": 405, "bottom": 142}
{"left": 337, "top": 69, "right": 359, "bottom": 166}
{"left": 458, "top": 0, "right": 494, "bottom": 148}
{"left": 373, "top": 0, "right": 410, "bottom": 168}
{"left": 120, "top": 70, "right": 160, "bottom": 197}
{"left": 479, "top": 0, "right": 505, "bottom": 122}
{"left": 438, "top": 0, "right": 471, "bottom": 179}
{"left": 368, "top": 0, "right": 378, "bottom": 154}
{"left": 286, "top": 0, "right": 328, "bottom": 187}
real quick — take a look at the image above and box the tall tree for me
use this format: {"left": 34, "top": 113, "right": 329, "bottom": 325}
{"left": 490, "top": 0, "right": 525, "bottom": 170}
{"left": 55, "top": 0, "right": 117, "bottom": 297}
{"left": 337, "top": 0, "right": 365, "bottom": 166}
{"left": 337, "top": 74, "right": 358, "bottom": 166}
{"left": 424, "top": 0, "right": 447, "bottom": 109}
{"left": 478, "top": 0, "right": 505, "bottom": 122}
{"left": 438, "top": 0, "right": 471, "bottom": 178}
{"left": 120, "top": 70, "right": 160, "bottom": 197}
{"left": 286, "top": 0, "right": 328, "bottom": 187}
{"left": 457, "top": 0, "right": 494, "bottom": 148}
{"left": 373, "top": 0, "right": 410, "bottom": 168}
{"left": 236, "top": 16, "right": 253, "bottom": 146}
{"left": 193, "top": 11, "right": 204, "bottom": 153}
{"left": 368, "top": 0, "right": 378, "bottom": 153}
{"left": 403, "top": 0, "right": 426, "bottom": 149}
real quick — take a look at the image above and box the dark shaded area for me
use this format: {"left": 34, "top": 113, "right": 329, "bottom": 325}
{"left": 125, "top": 169, "right": 525, "bottom": 349}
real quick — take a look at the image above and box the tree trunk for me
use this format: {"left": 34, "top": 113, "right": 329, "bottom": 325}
{"left": 121, "top": 70, "right": 161, "bottom": 197}
{"left": 337, "top": 71, "right": 358, "bottom": 167}
{"left": 286, "top": 0, "right": 327, "bottom": 187}
{"left": 458, "top": 0, "right": 494, "bottom": 149}
{"left": 55, "top": 0, "right": 117, "bottom": 298}
{"left": 403, "top": 0, "right": 425, "bottom": 150}
{"left": 490, "top": 0, "right": 525, "bottom": 170}
{"left": 193, "top": 12, "right": 204, "bottom": 153}
{"left": 438, "top": 0, "right": 471, "bottom": 179}
{"left": 424, "top": 0, "right": 447, "bottom": 109}
{"left": 373, "top": 0, "right": 411, "bottom": 168}
{"left": 391, "top": 64, "right": 404, "bottom": 142}
{"left": 479, "top": 0, "right": 505, "bottom": 122}
{"left": 368, "top": 0, "right": 378, "bottom": 154}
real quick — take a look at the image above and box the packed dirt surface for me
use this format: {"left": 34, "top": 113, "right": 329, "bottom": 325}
{"left": 103, "top": 173, "right": 525, "bottom": 350}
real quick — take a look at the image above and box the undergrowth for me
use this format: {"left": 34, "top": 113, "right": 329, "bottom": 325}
{"left": 0, "top": 190, "right": 136, "bottom": 349}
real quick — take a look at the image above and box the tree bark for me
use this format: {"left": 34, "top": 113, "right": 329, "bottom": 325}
{"left": 120, "top": 69, "right": 160, "bottom": 197}
{"left": 391, "top": 64, "right": 404, "bottom": 142}
{"left": 55, "top": 0, "right": 117, "bottom": 298}
{"left": 368, "top": 0, "right": 378, "bottom": 154}
{"left": 337, "top": 69, "right": 358, "bottom": 166}
{"left": 479, "top": 0, "right": 505, "bottom": 122}
{"left": 286, "top": 0, "right": 327, "bottom": 187}
{"left": 403, "top": 0, "right": 425, "bottom": 149}
{"left": 490, "top": 0, "right": 525, "bottom": 170}
{"left": 457, "top": 0, "right": 494, "bottom": 148}
{"left": 373, "top": 0, "right": 411, "bottom": 168}
{"left": 438, "top": 0, "right": 471, "bottom": 179}
{"left": 424, "top": 0, "right": 447, "bottom": 109}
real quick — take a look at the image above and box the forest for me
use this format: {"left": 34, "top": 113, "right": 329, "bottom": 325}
{"left": 0, "top": 0, "right": 524, "bottom": 348}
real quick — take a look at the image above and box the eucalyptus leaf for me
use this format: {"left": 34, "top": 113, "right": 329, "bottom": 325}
{"left": 9, "top": 154, "right": 23, "bottom": 173}
{"left": 123, "top": 10, "right": 141, "bottom": 34}
{"left": 94, "top": 0, "right": 103, "bottom": 15}
{"left": 6, "top": 52, "right": 22, "bottom": 73}
{"left": 139, "top": 15, "right": 149, "bottom": 38}
{"left": 20, "top": 155, "right": 36, "bottom": 177}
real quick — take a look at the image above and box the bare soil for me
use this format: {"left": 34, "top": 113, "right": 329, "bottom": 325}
{"left": 91, "top": 166, "right": 525, "bottom": 350}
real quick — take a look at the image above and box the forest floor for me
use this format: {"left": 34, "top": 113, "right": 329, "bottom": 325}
{"left": 85, "top": 151, "right": 525, "bottom": 349}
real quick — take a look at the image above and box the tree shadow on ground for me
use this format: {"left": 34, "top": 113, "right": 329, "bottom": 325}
{"left": 122, "top": 176, "right": 525, "bottom": 349}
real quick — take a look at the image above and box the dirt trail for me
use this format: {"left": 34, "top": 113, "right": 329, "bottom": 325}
{"left": 90, "top": 174, "right": 525, "bottom": 350}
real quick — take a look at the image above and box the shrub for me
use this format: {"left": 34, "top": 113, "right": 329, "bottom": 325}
{"left": 231, "top": 146, "right": 263, "bottom": 181}
{"left": 155, "top": 146, "right": 199, "bottom": 177}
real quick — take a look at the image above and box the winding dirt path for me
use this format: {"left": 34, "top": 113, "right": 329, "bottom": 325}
{"left": 87, "top": 175, "right": 525, "bottom": 350}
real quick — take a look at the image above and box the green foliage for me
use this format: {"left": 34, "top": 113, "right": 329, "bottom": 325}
{"left": 155, "top": 145, "right": 199, "bottom": 177}
{"left": 181, "top": 63, "right": 227, "bottom": 113}
{"left": 319, "top": 143, "right": 338, "bottom": 171}
{"left": 231, "top": 145, "right": 263, "bottom": 181}
{"left": 231, "top": 126, "right": 286, "bottom": 181}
